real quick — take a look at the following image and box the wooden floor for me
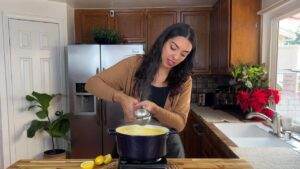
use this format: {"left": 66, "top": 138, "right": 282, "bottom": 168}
{"left": 8, "top": 158, "right": 253, "bottom": 169}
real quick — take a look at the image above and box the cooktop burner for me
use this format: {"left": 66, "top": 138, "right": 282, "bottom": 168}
{"left": 118, "top": 157, "right": 167, "bottom": 169}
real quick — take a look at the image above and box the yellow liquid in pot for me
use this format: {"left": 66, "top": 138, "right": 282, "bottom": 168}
{"left": 116, "top": 124, "right": 168, "bottom": 136}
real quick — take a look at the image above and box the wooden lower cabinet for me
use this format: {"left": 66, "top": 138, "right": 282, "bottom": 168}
{"left": 181, "top": 111, "right": 237, "bottom": 158}
{"left": 69, "top": 101, "right": 123, "bottom": 158}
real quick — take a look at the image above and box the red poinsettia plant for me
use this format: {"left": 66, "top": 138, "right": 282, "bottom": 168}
{"left": 236, "top": 88, "right": 280, "bottom": 119}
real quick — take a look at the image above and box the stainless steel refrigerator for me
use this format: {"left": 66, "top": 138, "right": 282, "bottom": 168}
{"left": 67, "top": 44, "right": 144, "bottom": 158}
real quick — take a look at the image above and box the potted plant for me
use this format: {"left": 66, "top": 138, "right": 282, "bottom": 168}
{"left": 230, "top": 64, "right": 281, "bottom": 119}
{"left": 230, "top": 64, "right": 268, "bottom": 91}
{"left": 26, "top": 91, "right": 70, "bottom": 159}
{"left": 91, "top": 27, "right": 122, "bottom": 44}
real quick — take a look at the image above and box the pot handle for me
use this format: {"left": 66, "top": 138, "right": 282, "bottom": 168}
{"left": 169, "top": 129, "right": 177, "bottom": 135}
{"left": 107, "top": 128, "right": 116, "bottom": 135}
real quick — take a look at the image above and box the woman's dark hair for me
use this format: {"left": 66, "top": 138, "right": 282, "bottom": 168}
{"left": 134, "top": 23, "right": 196, "bottom": 99}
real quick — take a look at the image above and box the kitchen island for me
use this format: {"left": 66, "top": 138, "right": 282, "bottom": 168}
{"left": 8, "top": 158, "right": 253, "bottom": 169}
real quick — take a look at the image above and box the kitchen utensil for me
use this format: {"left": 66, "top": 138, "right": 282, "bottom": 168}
{"left": 134, "top": 108, "right": 152, "bottom": 125}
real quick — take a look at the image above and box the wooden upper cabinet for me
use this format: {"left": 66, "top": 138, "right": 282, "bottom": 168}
{"left": 231, "top": 0, "right": 260, "bottom": 65}
{"left": 181, "top": 11, "right": 210, "bottom": 74}
{"left": 75, "top": 9, "right": 146, "bottom": 44}
{"left": 210, "top": 0, "right": 230, "bottom": 74}
{"left": 210, "top": 4, "right": 220, "bottom": 73}
{"left": 218, "top": 0, "right": 230, "bottom": 73}
{"left": 210, "top": 0, "right": 261, "bottom": 74}
{"left": 147, "top": 10, "right": 177, "bottom": 50}
{"left": 75, "top": 10, "right": 111, "bottom": 43}
{"left": 75, "top": 8, "right": 216, "bottom": 75}
{"left": 114, "top": 10, "right": 146, "bottom": 43}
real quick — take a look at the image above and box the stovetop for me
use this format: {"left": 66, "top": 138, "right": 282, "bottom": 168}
{"left": 118, "top": 157, "right": 167, "bottom": 169}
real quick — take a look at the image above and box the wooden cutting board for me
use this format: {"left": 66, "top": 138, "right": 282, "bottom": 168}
{"left": 8, "top": 158, "right": 253, "bottom": 169}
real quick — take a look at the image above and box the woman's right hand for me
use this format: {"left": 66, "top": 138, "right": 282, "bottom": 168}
{"left": 114, "top": 91, "right": 139, "bottom": 122}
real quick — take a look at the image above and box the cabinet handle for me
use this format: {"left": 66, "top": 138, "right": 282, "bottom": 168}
{"left": 193, "top": 124, "right": 205, "bottom": 137}
{"left": 96, "top": 68, "right": 99, "bottom": 74}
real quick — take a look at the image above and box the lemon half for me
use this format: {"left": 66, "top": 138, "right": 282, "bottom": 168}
{"left": 94, "top": 155, "right": 104, "bottom": 165}
{"left": 103, "top": 154, "right": 112, "bottom": 164}
{"left": 80, "top": 161, "right": 94, "bottom": 169}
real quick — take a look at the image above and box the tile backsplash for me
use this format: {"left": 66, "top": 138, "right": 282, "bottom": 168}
{"left": 191, "top": 74, "right": 231, "bottom": 103}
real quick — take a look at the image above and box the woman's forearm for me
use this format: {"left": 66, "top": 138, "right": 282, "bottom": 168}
{"left": 152, "top": 106, "right": 187, "bottom": 132}
{"left": 85, "top": 76, "right": 120, "bottom": 102}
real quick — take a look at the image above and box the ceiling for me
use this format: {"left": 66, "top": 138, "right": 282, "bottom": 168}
{"left": 50, "top": 0, "right": 218, "bottom": 9}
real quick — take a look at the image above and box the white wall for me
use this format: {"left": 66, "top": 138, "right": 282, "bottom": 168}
{"left": 0, "top": 102, "right": 3, "bottom": 169}
{"left": 0, "top": 0, "right": 73, "bottom": 168}
{"left": 0, "top": 9, "right": 7, "bottom": 169}
{"left": 0, "top": 0, "right": 67, "bottom": 20}
{"left": 67, "top": 4, "right": 75, "bottom": 44}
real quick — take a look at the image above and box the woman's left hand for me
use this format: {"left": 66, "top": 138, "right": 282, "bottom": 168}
{"left": 135, "top": 100, "right": 158, "bottom": 113}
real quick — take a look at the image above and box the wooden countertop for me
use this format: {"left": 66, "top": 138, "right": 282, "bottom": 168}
{"left": 8, "top": 158, "right": 253, "bottom": 169}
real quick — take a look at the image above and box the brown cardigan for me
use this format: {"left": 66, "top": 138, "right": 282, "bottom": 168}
{"left": 85, "top": 55, "right": 192, "bottom": 132}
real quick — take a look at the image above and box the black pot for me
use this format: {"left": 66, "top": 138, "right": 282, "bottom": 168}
{"left": 108, "top": 126, "right": 176, "bottom": 162}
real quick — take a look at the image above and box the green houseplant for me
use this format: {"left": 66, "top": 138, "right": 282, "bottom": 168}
{"left": 230, "top": 64, "right": 268, "bottom": 91}
{"left": 26, "top": 91, "right": 70, "bottom": 158}
{"left": 230, "top": 64, "right": 281, "bottom": 119}
{"left": 92, "top": 27, "right": 122, "bottom": 44}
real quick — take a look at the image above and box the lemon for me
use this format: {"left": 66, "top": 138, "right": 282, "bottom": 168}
{"left": 80, "top": 161, "right": 94, "bottom": 169}
{"left": 94, "top": 155, "right": 104, "bottom": 165}
{"left": 103, "top": 154, "right": 112, "bottom": 164}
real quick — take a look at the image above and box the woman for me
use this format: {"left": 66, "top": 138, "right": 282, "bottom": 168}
{"left": 85, "top": 23, "right": 196, "bottom": 158}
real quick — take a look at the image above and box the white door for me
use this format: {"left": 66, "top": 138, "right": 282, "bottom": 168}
{"left": 6, "top": 19, "right": 62, "bottom": 163}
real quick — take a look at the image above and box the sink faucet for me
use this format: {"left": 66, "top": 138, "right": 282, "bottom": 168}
{"left": 246, "top": 107, "right": 283, "bottom": 137}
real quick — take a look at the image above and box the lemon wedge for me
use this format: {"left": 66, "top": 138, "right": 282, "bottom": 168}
{"left": 80, "top": 161, "right": 94, "bottom": 169}
{"left": 103, "top": 154, "right": 112, "bottom": 164}
{"left": 94, "top": 155, "right": 104, "bottom": 165}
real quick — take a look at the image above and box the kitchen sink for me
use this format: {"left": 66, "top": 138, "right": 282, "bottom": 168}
{"left": 214, "top": 123, "right": 292, "bottom": 148}
{"left": 230, "top": 137, "right": 291, "bottom": 147}
{"left": 214, "top": 123, "right": 271, "bottom": 138}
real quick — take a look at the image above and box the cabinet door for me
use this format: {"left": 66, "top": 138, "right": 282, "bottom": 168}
{"left": 75, "top": 10, "right": 111, "bottom": 43}
{"left": 190, "top": 123, "right": 206, "bottom": 157}
{"left": 182, "top": 112, "right": 205, "bottom": 158}
{"left": 70, "top": 116, "right": 102, "bottom": 158}
{"left": 230, "top": 0, "right": 260, "bottom": 65}
{"left": 69, "top": 100, "right": 102, "bottom": 158}
{"left": 114, "top": 10, "right": 146, "bottom": 43}
{"left": 181, "top": 11, "right": 210, "bottom": 74}
{"left": 101, "top": 101, "right": 124, "bottom": 155}
{"left": 147, "top": 11, "right": 177, "bottom": 50}
{"left": 210, "top": 2, "right": 220, "bottom": 74}
{"left": 218, "top": 0, "right": 230, "bottom": 73}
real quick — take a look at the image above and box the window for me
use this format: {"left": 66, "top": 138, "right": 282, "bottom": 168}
{"left": 261, "top": 1, "right": 300, "bottom": 136}
{"left": 276, "top": 14, "right": 300, "bottom": 119}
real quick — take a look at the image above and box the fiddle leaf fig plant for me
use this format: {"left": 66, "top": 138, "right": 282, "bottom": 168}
{"left": 26, "top": 91, "right": 70, "bottom": 151}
